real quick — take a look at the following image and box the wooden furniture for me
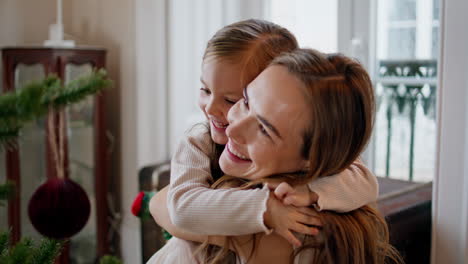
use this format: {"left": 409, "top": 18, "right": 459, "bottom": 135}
{"left": 139, "top": 163, "right": 432, "bottom": 263}
{"left": 1, "top": 47, "right": 109, "bottom": 264}
{"left": 377, "top": 177, "right": 432, "bottom": 263}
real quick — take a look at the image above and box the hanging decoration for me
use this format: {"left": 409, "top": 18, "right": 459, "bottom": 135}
{"left": 28, "top": 108, "right": 90, "bottom": 239}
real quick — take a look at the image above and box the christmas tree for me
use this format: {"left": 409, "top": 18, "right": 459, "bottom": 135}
{"left": 0, "top": 70, "right": 121, "bottom": 263}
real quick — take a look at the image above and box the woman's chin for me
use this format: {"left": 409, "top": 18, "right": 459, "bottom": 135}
{"left": 219, "top": 150, "right": 251, "bottom": 177}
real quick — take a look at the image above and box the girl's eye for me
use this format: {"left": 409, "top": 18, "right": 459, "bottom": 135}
{"left": 200, "top": 87, "right": 211, "bottom": 94}
{"left": 258, "top": 124, "right": 270, "bottom": 137}
{"left": 243, "top": 97, "right": 249, "bottom": 109}
{"left": 225, "top": 98, "right": 237, "bottom": 104}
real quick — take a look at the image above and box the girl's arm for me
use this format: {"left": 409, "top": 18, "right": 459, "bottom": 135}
{"left": 275, "top": 158, "right": 378, "bottom": 212}
{"left": 309, "top": 158, "right": 378, "bottom": 212}
{"left": 167, "top": 128, "right": 319, "bottom": 244}
{"left": 167, "top": 129, "right": 272, "bottom": 235}
{"left": 151, "top": 187, "right": 293, "bottom": 264}
{"left": 151, "top": 186, "right": 207, "bottom": 242}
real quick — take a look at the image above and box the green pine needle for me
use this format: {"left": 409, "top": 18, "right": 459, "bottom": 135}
{"left": 8, "top": 237, "right": 34, "bottom": 264}
{"left": 51, "top": 69, "right": 111, "bottom": 108}
{"left": 99, "top": 255, "right": 123, "bottom": 264}
{"left": 0, "top": 181, "right": 15, "bottom": 202}
{"left": 0, "top": 231, "right": 10, "bottom": 257}
{"left": 0, "top": 230, "right": 63, "bottom": 264}
{"left": 0, "top": 69, "right": 111, "bottom": 149}
{"left": 30, "top": 238, "right": 62, "bottom": 264}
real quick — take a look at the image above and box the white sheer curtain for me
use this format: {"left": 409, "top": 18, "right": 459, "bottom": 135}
{"left": 167, "top": 0, "right": 265, "bottom": 154}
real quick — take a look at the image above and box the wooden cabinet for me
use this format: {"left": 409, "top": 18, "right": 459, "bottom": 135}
{"left": 1, "top": 47, "right": 109, "bottom": 263}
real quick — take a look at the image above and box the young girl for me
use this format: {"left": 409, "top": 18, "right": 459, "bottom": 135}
{"left": 151, "top": 49, "right": 401, "bottom": 264}
{"left": 151, "top": 19, "right": 378, "bottom": 254}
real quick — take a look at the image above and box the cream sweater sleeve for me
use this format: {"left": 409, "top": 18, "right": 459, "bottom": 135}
{"left": 308, "top": 159, "right": 378, "bottom": 212}
{"left": 167, "top": 128, "right": 271, "bottom": 235}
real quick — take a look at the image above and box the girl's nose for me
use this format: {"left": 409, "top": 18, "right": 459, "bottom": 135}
{"left": 226, "top": 101, "right": 248, "bottom": 144}
{"left": 205, "top": 99, "right": 221, "bottom": 117}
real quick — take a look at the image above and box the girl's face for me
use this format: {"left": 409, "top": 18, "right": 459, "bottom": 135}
{"left": 219, "top": 65, "right": 310, "bottom": 179}
{"left": 199, "top": 58, "right": 245, "bottom": 145}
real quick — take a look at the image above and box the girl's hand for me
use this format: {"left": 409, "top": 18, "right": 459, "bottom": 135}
{"left": 263, "top": 192, "right": 320, "bottom": 247}
{"left": 270, "top": 182, "right": 319, "bottom": 207}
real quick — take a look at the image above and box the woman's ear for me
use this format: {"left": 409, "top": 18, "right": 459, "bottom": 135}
{"left": 300, "top": 159, "right": 310, "bottom": 171}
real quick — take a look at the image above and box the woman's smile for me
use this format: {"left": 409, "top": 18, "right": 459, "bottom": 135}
{"left": 226, "top": 141, "right": 251, "bottom": 162}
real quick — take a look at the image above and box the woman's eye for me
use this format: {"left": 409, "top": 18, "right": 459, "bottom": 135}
{"left": 200, "top": 87, "right": 211, "bottom": 94}
{"left": 258, "top": 124, "right": 269, "bottom": 137}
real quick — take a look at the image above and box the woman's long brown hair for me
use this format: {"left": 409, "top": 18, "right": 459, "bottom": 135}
{"left": 197, "top": 49, "right": 403, "bottom": 264}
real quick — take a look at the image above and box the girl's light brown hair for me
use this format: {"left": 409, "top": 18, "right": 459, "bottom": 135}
{"left": 201, "top": 49, "right": 403, "bottom": 263}
{"left": 203, "top": 18, "right": 298, "bottom": 86}
{"left": 202, "top": 19, "right": 299, "bottom": 181}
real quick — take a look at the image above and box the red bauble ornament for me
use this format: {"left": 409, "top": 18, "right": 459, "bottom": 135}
{"left": 131, "top": 191, "right": 145, "bottom": 217}
{"left": 28, "top": 178, "right": 91, "bottom": 239}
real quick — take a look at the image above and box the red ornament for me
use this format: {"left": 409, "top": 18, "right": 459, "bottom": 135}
{"left": 131, "top": 191, "right": 145, "bottom": 217}
{"left": 28, "top": 178, "right": 91, "bottom": 239}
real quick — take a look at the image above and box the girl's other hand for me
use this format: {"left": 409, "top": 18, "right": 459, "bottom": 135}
{"left": 269, "top": 182, "right": 319, "bottom": 207}
{"left": 263, "top": 192, "right": 321, "bottom": 247}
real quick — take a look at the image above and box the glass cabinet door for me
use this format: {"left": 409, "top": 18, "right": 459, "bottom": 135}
{"left": 14, "top": 63, "right": 48, "bottom": 241}
{"left": 64, "top": 63, "right": 98, "bottom": 264}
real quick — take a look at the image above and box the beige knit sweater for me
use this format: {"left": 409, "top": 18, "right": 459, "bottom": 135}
{"left": 167, "top": 127, "right": 378, "bottom": 235}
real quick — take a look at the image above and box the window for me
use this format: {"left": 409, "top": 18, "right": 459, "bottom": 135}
{"left": 266, "top": 0, "right": 439, "bottom": 183}
{"left": 374, "top": 0, "right": 439, "bottom": 182}
{"left": 264, "top": 0, "right": 338, "bottom": 53}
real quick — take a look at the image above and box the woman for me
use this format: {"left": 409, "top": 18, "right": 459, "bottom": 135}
{"left": 150, "top": 49, "right": 402, "bottom": 263}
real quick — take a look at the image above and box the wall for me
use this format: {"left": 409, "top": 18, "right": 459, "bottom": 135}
{"left": 0, "top": 0, "right": 141, "bottom": 262}
{"left": 62, "top": 0, "right": 140, "bottom": 262}
{"left": 0, "top": 0, "right": 56, "bottom": 91}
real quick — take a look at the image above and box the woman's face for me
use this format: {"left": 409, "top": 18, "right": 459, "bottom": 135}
{"left": 219, "top": 65, "right": 310, "bottom": 179}
{"left": 199, "top": 58, "right": 245, "bottom": 145}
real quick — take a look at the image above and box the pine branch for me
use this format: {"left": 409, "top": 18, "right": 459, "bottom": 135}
{"left": 0, "top": 231, "right": 63, "bottom": 264}
{"left": 0, "top": 181, "right": 15, "bottom": 204}
{"left": 29, "top": 238, "right": 62, "bottom": 264}
{"left": 0, "top": 81, "right": 50, "bottom": 121}
{"left": 0, "top": 231, "right": 10, "bottom": 258}
{"left": 49, "top": 69, "right": 111, "bottom": 108}
{"left": 99, "top": 255, "right": 123, "bottom": 264}
{"left": 0, "top": 128, "right": 20, "bottom": 151}
{"left": 0, "top": 69, "right": 111, "bottom": 149}
{"left": 8, "top": 237, "right": 34, "bottom": 264}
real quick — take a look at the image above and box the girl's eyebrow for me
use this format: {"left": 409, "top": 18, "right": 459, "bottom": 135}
{"left": 244, "top": 87, "right": 282, "bottom": 139}
{"left": 243, "top": 87, "right": 249, "bottom": 103}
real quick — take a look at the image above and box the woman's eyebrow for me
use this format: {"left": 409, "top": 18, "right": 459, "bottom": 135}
{"left": 245, "top": 86, "right": 282, "bottom": 138}
{"left": 256, "top": 115, "right": 282, "bottom": 139}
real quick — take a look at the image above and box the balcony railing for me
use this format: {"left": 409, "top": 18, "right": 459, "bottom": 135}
{"left": 375, "top": 59, "right": 437, "bottom": 181}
